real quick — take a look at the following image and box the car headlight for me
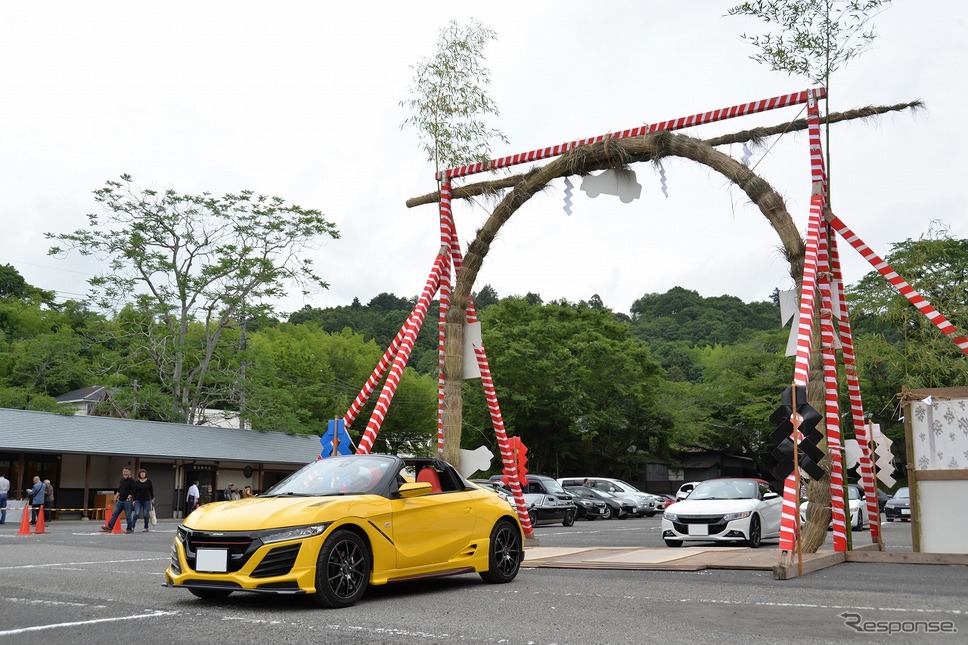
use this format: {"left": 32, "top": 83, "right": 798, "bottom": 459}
{"left": 664, "top": 512, "right": 678, "bottom": 521}
{"left": 723, "top": 511, "right": 751, "bottom": 522}
{"left": 259, "top": 524, "right": 329, "bottom": 544}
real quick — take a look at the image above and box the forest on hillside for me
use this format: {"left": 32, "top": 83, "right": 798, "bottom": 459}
{"left": 1, "top": 233, "right": 966, "bottom": 483}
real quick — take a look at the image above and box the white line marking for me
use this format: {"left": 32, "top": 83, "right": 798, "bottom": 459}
{"left": 0, "top": 558, "right": 167, "bottom": 571}
{"left": 0, "top": 610, "right": 177, "bottom": 636}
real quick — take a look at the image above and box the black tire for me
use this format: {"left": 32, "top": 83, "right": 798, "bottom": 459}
{"left": 855, "top": 510, "right": 865, "bottom": 531}
{"left": 664, "top": 539, "right": 683, "bottom": 548}
{"left": 562, "top": 511, "right": 575, "bottom": 527}
{"left": 602, "top": 505, "right": 613, "bottom": 520}
{"left": 746, "top": 514, "right": 762, "bottom": 548}
{"left": 480, "top": 520, "right": 522, "bottom": 584}
{"left": 644, "top": 511, "right": 657, "bottom": 518}
{"left": 528, "top": 510, "right": 538, "bottom": 527}
{"left": 311, "top": 529, "right": 370, "bottom": 608}
{"left": 886, "top": 516, "right": 894, "bottom": 523}
{"left": 188, "top": 588, "right": 233, "bottom": 601}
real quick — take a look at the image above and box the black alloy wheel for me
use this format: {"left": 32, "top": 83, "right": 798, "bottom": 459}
{"left": 311, "top": 529, "right": 370, "bottom": 608}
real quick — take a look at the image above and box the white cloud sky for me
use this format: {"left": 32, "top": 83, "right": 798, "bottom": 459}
{"left": 2, "top": 1, "right": 965, "bottom": 316}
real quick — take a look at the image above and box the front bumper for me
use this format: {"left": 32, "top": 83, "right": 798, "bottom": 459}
{"left": 165, "top": 527, "right": 323, "bottom": 595}
{"left": 661, "top": 516, "right": 751, "bottom": 543}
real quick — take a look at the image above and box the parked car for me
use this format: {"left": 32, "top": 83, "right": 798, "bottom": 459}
{"left": 490, "top": 474, "right": 578, "bottom": 526}
{"left": 875, "top": 488, "right": 891, "bottom": 511}
{"left": 470, "top": 479, "right": 515, "bottom": 509}
{"left": 564, "top": 485, "right": 632, "bottom": 520}
{"left": 884, "top": 486, "right": 911, "bottom": 522}
{"left": 658, "top": 494, "right": 677, "bottom": 510}
{"left": 556, "top": 488, "right": 608, "bottom": 521}
{"left": 557, "top": 477, "right": 660, "bottom": 517}
{"left": 675, "top": 481, "right": 701, "bottom": 501}
{"left": 800, "top": 483, "right": 867, "bottom": 531}
{"left": 165, "top": 454, "right": 524, "bottom": 608}
{"left": 661, "top": 478, "right": 782, "bottom": 548}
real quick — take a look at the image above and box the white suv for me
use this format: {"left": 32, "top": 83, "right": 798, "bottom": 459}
{"left": 557, "top": 477, "right": 660, "bottom": 517}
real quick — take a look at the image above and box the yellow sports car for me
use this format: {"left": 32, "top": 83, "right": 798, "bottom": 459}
{"left": 165, "top": 454, "right": 525, "bottom": 608}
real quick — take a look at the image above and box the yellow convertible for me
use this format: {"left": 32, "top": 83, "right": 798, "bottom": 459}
{"left": 165, "top": 454, "right": 525, "bottom": 608}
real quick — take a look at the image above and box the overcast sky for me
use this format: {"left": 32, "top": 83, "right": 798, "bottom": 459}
{"left": 2, "top": 1, "right": 965, "bottom": 317}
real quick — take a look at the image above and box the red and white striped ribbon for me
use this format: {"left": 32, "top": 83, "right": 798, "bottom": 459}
{"left": 829, "top": 235, "right": 881, "bottom": 542}
{"left": 357, "top": 253, "right": 447, "bottom": 454}
{"left": 826, "top": 214, "right": 968, "bottom": 356}
{"left": 439, "top": 88, "right": 827, "bottom": 180}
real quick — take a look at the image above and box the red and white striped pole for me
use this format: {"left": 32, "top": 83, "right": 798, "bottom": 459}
{"left": 825, "top": 213, "right": 968, "bottom": 356}
{"left": 439, "top": 88, "right": 826, "bottom": 180}
{"left": 817, "top": 223, "right": 848, "bottom": 551}
{"left": 357, "top": 252, "right": 447, "bottom": 454}
{"left": 475, "top": 346, "right": 534, "bottom": 534}
{"left": 779, "top": 196, "right": 824, "bottom": 553}
{"left": 829, "top": 235, "right": 881, "bottom": 543}
{"left": 437, "top": 180, "right": 454, "bottom": 454}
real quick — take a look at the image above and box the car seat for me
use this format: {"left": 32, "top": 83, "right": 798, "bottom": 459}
{"left": 416, "top": 467, "right": 443, "bottom": 493}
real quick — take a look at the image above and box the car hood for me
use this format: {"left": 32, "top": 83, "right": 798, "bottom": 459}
{"left": 183, "top": 495, "right": 387, "bottom": 531}
{"left": 666, "top": 498, "right": 759, "bottom": 515}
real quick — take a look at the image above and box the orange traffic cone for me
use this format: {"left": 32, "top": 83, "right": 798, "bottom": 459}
{"left": 34, "top": 507, "right": 48, "bottom": 534}
{"left": 17, "top": 506, "right": 31, "bottom": 536}
{"left": 112, "top": 509, "right": 124, "bottom": 533}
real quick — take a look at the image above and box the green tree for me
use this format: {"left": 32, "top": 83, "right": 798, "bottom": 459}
{"left": 728, "top": 0, "right": 893, "bottom": 193}
{"left": 0, "top": 264, "right": 55, "bottom": 303}
{"left": 846, "top": 228, "right": 968, "bottom": 475}
{"left": 466, "top": 297, "right": 674, "bottom": 478}
{"left": 47, "top": 175, "right": 339, "bottom": 424}
{"left": 399, "top": 19, "right": 508, "bottom": 175}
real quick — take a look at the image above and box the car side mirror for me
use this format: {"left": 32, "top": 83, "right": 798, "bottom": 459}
{"left": 398, "top": 482, "right": 433, "bottom": 498}
{"left": 763, "top": 492, "right": 779, "bottom": 500}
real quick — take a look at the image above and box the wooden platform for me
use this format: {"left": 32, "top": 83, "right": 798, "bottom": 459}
{"left": 522, "top": 543, "right": 968, "bottom": 580}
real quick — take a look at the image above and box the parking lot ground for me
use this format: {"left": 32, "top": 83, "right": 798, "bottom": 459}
{"left": 523, "top": 541, "right": 968, "bottom": 579}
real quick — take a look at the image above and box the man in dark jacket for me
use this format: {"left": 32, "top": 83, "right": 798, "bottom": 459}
{"left": 101, "top": 467, "right": 137, "bottom": 533}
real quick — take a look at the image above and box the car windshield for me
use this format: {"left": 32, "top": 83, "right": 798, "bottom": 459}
{"left": 542, "top": 479, "right": 567, "bottom": 494}
{"left": 893, "top": 487, "right": 910, "bottom": 500}
{"left": 263, "top": 455, "right": 393, "bottom": 496}
{"left": 688, "top": 479, "right": 757, "bottom": 501}
{"left": 848, "top": 486, "right": 863, "bottom": 500}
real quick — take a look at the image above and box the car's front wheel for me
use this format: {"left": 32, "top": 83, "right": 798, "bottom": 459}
{"left": 480, "top": 520, "right": 522, "bottom": 584}
{"left": 189, "top": 588, "right": 233, "bottom": 601}
{"left": 602, "top": 506, "right": 613, "bottom": 520}
{"left": 562, "top": 510, "right": 575, "bottom": 527}
{"left": 644, "top": 511, "right": 657, "bottom": 518}
{"left": 746, "top": 514, "right": 762, "bottom": 548}
{"left": 311, "top": 529, "right": 370, "bottom": 608}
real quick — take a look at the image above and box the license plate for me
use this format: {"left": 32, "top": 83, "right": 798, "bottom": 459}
{"left": 901, "top": 508, "right": 911, "bottom": 515}
{"left": 687, "top": 524, "right": 709, "bottom": 536}
{"left": 196, "top": 549, "right": 228, "bottom": 572}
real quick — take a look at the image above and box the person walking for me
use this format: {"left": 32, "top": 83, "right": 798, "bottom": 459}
{"left": 28, "top": 476, "right": 45, "bottom": 525}
{"left": 0, "top": 471, "right": 10, "bottom": 524}
{"left": 101, "top": 467, "right": 136, "bottom": 533}
{"left": 132, "top": 469, "right": 155, "bottom": 532}
{"left": 43, "top": 479, "right": 54, "bottom": 522}
{"left": 186, "top": 481, "right": 200, "bottom": 515}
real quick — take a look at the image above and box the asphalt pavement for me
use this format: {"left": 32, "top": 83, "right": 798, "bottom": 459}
{"left": 1, "top": 515, "right": 966, "bottom": 644}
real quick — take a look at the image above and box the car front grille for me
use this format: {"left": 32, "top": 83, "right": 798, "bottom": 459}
{"left": 180, "top": 528, "right": 259, "bottom": 573}
{"left": 671, "top": 514, "right": 728, "bottom": 535}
